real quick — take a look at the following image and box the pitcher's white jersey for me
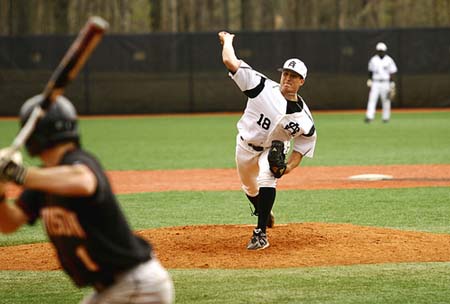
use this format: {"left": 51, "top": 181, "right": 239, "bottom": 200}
{"left": 368, "top": 54, "right": 397, "bottom": 81}
{"left": 230, "top": 61, "right": 316, "bottom": 157}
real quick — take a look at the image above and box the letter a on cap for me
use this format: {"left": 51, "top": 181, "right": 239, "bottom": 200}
{"left": 280, "top": 58, "right": 307, "bottom": 79}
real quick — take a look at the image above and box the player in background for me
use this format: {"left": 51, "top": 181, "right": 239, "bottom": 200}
{"left": 218, "top": 31, "right": 317, "bottom": 250}
{"left": 365, "top": 42, "right": 398, "bottom": 123}
{"left": 0, "top": 95, "right": 174, "bottom": 304}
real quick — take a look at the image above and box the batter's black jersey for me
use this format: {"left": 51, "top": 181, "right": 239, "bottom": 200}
{"left": 16, "top": 148, "right": 151, "bottom": 287}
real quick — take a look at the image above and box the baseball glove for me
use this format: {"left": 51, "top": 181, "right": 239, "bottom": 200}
{"left": 268, "top": 140, "right": 286, "bottom": 178}
{"left": 389, "top": 81, "right": 396, "bottom": 100}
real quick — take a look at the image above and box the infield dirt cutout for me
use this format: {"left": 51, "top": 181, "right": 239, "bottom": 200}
{"left": 1, "top": 164, "right": 450, "bottom": 270}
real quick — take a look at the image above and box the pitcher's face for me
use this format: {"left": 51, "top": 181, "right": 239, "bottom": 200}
{"left": 280, "top": 70, "right": 304, "bottom": 96}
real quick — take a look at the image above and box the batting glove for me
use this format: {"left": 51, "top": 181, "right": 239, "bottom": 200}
{"left": 0, "top": 148, "right": 27, "bottom": 185}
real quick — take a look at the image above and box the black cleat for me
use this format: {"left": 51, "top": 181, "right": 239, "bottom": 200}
{"left": 247, "top": 228, "right": 269, "bottom": 250}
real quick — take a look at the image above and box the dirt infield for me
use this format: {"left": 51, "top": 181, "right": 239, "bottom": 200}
{"left": 1, "top": 164, "right": 449, "bottom": 270}
{"left": 2, "top": 223, "right": 450, "bottom": 270}
{"left": 5, "top": 164, "right": 450, "bottom": 198}
{"left": 105, "top": 164, "right": 450, "bottom": 193}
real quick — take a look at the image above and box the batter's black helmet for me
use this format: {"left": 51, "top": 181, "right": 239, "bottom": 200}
{"left": 19, "top": 95, "right": 80, "bottom": 156}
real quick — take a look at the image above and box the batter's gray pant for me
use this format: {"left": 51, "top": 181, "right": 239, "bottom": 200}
{"left": 81, "top": 258, "right": 174, "bottom": 304}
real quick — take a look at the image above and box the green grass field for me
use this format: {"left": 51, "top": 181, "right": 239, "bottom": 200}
{"left": 0, "top": 110, "right": 449, "bottom": 303}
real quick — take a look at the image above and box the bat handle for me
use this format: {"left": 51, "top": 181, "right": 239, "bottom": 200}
{"left": 10, "top": 106, "right": 45, "bottom": 153}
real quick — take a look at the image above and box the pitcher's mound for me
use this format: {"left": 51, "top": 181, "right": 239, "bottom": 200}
{"left": 141, "top": 223, "right": 450, "bottom": 269}
{"left": 1, "top": 223, "right": 450, "bottom": 270}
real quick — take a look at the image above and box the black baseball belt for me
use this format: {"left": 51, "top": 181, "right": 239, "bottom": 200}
{"left": 240, "top": 136, "right": 264, "bottom": 152}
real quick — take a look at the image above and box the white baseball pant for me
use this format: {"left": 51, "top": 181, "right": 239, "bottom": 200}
{"left": 235, "top": 135, "right": 277, "bottom": 197}
{"left": 366, "top": 81, "right": 391, "bottom": 121}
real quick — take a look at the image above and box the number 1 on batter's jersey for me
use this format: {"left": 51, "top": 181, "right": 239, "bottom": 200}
{"left": 76, "top": 245, "right": 100, "bottom": 271}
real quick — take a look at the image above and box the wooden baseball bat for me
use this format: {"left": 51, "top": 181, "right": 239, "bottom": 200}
{"left": 9, "top": 16, "right": 109, "bottom": 154}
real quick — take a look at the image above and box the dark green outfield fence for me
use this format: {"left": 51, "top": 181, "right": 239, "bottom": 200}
{"left": 1, "top": 28, "right": 449, "bottom": 115}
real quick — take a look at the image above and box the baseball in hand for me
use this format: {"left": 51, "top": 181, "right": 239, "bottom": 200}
{"left": 218, "top": 31, "right": 234, "bottom": 45}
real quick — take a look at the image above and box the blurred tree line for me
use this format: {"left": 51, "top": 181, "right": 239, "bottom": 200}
{"left": 1, "top": 0, "right": 449, "bottom": 35}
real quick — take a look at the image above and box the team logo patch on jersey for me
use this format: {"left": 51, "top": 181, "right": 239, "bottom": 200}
{"left": 284, "top": 121, "right": 300, "bottom": 136}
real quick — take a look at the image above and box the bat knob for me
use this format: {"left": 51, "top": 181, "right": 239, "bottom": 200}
{"left": 89, "top": 16, "right": 109, "bottom": 31}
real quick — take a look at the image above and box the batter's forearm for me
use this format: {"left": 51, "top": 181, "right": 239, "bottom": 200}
{"left": 0, "top": 200, "right": 28, "bottom": 233}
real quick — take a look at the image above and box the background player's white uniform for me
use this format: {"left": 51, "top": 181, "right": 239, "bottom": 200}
{"left": 230, "top": 61, "right": 317, "bottom": 197}
{"left": 365, "top": 43, "right": 398, "bottom": 122}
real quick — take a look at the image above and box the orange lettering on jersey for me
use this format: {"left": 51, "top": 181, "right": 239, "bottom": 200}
{"left": 41, "top": 207, "right": 86, "bottom": 238}
{"left": 76, "top": 245, "right": 99, "bottom": 271}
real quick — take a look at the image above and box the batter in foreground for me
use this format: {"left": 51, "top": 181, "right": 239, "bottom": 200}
{"left": 0, "top": 95, "right": 174, "bottom": 303}
{"left": 218, "top": 31, "right": 317, "bottom": 250}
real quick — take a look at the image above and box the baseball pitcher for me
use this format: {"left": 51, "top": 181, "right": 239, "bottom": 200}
{"left": 218, "top": 31, "right": 317, "bottom": 250}
{"left": 365, "top": 42, "right": 398, "bottom": 123}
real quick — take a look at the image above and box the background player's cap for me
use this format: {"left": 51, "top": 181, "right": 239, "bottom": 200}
{"left": 279, "top": 58, "right": 307, "bottom": 79}
{"left": 376, "top": 42, "right": 387, "bottom": 51}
